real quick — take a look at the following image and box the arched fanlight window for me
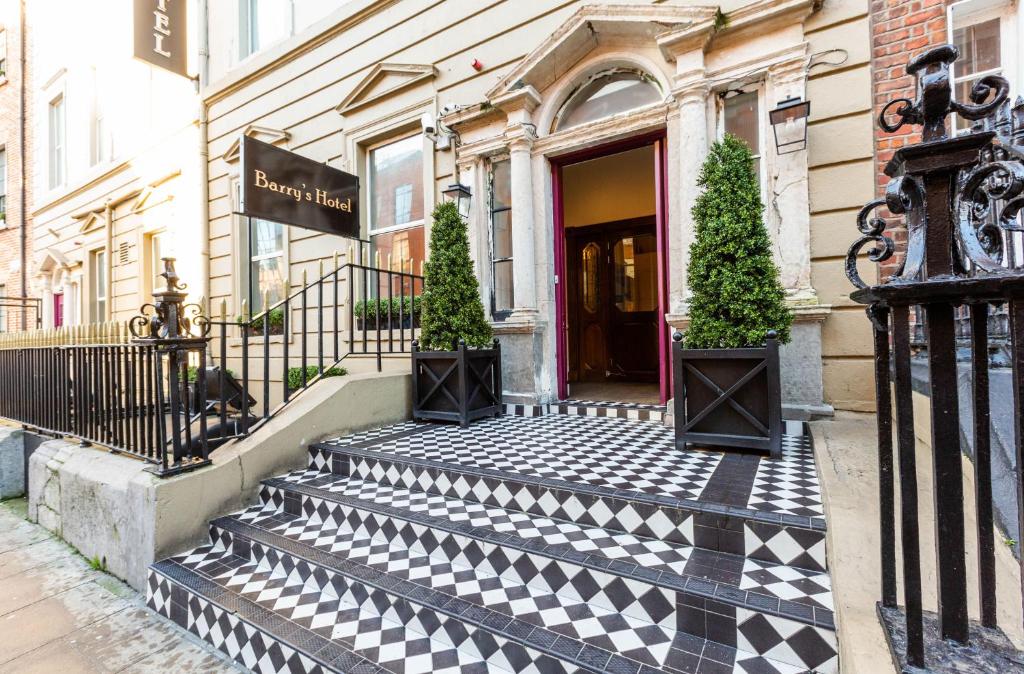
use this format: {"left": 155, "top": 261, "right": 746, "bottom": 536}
{"left": 553, "top": 68, "right": 662, "bottom": 132}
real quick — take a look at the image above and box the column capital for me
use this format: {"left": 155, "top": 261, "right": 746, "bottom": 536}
{"left": 674, "top": 77, "right": 710, "bottom": 106}
{"left": 656, "top": 14, "right": 716, "bottom": 62}
{"left": 506, "top": 126, "right": 536, "bottom": 152}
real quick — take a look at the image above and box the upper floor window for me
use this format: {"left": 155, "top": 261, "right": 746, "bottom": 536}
{"left": 721, "top": 89, "right": 763, "bottom": 179}
{"left": 553, "top": 69, "right": 662, "bottom": 132}
{"left": 239, "top": 0, "right": 292, "bottom": 59}
{"left": 489, "top": 158, "right": 513, "bottom": 318}
{"left": 48, "top": 94, "right": 65, "bottom": 189}
{"left": 90, "top": 249, "right": 106, "bottom": 321}
{"left": 368, "top": 134, "right": 424, "bottom": 276}
{"left": 0, "top": 30, "right": 8, "bottom": 78}
{"left": 0, "top": 148, "right": 7, "bottom": 226}
{"left": 950, "top": 1, "right": 1018, "bottom": 132}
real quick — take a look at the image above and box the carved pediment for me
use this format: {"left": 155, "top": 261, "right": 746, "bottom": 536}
{"left": 223, "top": 125, "right": 291, "bottom": 163}
{"left": 76, "top": 211, "right": 104, "bottom": 234}
{"left": 486, "top": 4, "right": 720, "bottom": 100}
{"left": 336, "top": 63, "right": 436, "bottom": 115}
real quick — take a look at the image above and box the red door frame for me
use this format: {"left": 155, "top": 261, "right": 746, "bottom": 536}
{"left": 550, "top": 130, "right": 670, "bottom": 402}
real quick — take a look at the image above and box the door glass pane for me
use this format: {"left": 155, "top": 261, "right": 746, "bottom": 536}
{"left": 613, "top": 234, "right": 657, "bottom": 312}
{"left": 581, "top": 242, "right": 600, "bottom": 314}
{"left": 370, "top": 135, "right": 423, "bottom": 229}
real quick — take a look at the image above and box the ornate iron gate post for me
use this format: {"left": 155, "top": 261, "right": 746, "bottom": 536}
{"left": 129, "top": 258, "right": 212, "bottom": 476}
{"left": 848, "top": 44, "right": 1024, "bottom": 669}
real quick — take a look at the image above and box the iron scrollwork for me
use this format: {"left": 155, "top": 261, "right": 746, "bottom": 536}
{"left": 128, "top": 258, "right": 211, "bottom": 340}
{"left": 846, "top": 199, "right": 894, "bottom": 289}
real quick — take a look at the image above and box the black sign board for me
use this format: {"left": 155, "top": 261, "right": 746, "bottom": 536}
{"left": 240, "top": 136, "right": 360, "bottom": 238}
{"left": 133, "top": 0, "right": 188, "bottom": 77}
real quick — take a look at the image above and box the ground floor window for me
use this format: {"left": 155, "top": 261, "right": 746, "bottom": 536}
{"left": 721, "top": 89, "right": 762, "bottom": 178}
{"left": 249, "top": 218, "right": 286, "bottom": 313}
{"left": 489, "top": 157, "right": 513, "bottom": 318}
{"left": 368, "top": 134, "right": 425, "bottom": 293}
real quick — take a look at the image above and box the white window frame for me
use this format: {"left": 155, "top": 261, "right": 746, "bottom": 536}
{"left": 366, "top": 133, "right": 426, "bottom": 238}
{"left": 238, "top": 0, "right": 296, "bottom": 61}
{"left": 232, "top": 177, "right": 289, "bottom": 315}
{"left": 716, "top": 84, "right": 768, "bottom": 195}
{"left": 90, "top": 248, "right": 107, "bottom": 321}
{"left": 487, "top": 155, "right": 513, "bottom": 320}
{"left": 48, "top": 93, "right": 66, "bottom": 190}
{"left": 948, "top": 0, "right": 1019, "bottom": 132}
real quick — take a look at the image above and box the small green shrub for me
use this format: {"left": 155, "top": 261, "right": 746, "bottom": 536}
{"left": 420, "top": 201, "right": 492, "bottom": 350}
{"left": 187, "top": 366, "right": 237, "bottom": 382}
{"left": 684, "top": 134, "right": 792, "bottom": 348}
{"left": 354, "top": 296, "right": 422, "bottom": 319}
{"left": 287, "top": 365, "right": 347, "bottom": 390}
{"left": 237, "top": 306, "right": 285, "bottom": 332}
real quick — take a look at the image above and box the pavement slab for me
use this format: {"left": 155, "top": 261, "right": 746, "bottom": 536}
{"left": 0, "top": 498, "right": 242, "bottom": 674}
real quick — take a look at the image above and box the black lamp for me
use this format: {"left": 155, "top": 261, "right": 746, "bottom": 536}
{"left": 442, "top": 183, "right": 472, "bottom": 219}
{"left": 769, "top": 96, "right": 811, "bottom": 154}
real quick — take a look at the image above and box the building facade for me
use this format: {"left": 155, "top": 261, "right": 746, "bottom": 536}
{"left": 0, "top": 0, "right": 33, "bottom": 331}
{"left": 203, "top": 0, "right": 878, "bottom": 413}
{"left": 29, "top": 0, "right": 205, "bottom": 331}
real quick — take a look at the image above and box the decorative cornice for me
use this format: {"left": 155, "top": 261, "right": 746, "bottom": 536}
{"left": 656, "top": 17, "right": 717, "bottom": 61}
{"left": 491, "top": 86, "right": 542, "bottom": 114}
{"left": 335, "top": 63, "right": 436, "bottom": 116}
{"left": 719, "top": 0, "right": 820, "bottom": 37}
{"left": 223, "top": 125, "right": 291, "bottom": 163}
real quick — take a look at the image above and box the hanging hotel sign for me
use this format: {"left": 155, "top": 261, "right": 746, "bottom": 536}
{"left": 239, "top": 136, "right": 360, "bottom": 238}
{"left": 133, "top": 0, "right": 188, "bottom": 77}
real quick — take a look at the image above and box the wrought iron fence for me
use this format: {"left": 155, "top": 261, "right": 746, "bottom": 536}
{"left": 0, "top": 261, "right": 211, "bottom": 476}
{"left": 847, "top": 45, "right": 1024, "bottom": 669}
{"left": 0, "top": 295, "right": 41, "bottom": 332}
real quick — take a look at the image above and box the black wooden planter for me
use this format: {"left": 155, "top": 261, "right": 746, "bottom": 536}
{"left": 412, "top": 339, "right": 502, "bottom": 427}
{"left": 672, "top": 331, "right": 782, "bottom": 457}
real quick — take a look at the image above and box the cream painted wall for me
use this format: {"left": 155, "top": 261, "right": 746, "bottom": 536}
{"left": 201, "top": 0, "right": 876, "bottom": 410}
{"left": 562, "top": 146, "right": 655, "bottom": 229}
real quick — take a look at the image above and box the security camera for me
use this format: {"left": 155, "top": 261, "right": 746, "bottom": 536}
{"left": 420, "top": 112, "right": 436, "bottom": 136}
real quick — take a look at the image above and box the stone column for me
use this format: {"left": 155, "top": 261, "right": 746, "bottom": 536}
{"left": 673, "top": 81, "right": 711, "bottom": 314}
{"left": 508, "top": 132, "right": 537, "bottom": 319}
{"left": 767, "top": 55, "right": 815, "bottom": 302}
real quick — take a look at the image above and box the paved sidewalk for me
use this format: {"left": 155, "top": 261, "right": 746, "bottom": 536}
{"left": 0, "top": 499, "right": 242, "bottom": 674}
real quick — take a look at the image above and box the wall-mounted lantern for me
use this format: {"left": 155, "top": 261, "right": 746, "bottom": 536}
{"left": 442, "top": 183, "right": 472, "bottom": 219}
{"left": 769, "top": 96, "right": 811, "bottom": 154}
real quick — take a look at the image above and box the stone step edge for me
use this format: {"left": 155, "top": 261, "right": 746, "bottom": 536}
{"left": 504, "top": 401, "right": 668, "bottom": 423}
{"left": 209, "top": 515, "right": 668, "bottom": 674}
{"left": 266, "top": 476, "right": 834, "bottom": 631}
{"left": 312, "top": 442, "right": 826, "bottom": 533}
{"left": 149, "top": 558, "right": 383, "bottom": 673}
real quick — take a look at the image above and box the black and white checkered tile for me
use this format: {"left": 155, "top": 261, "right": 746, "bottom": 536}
{"left": 556, "top": 399, "right": 667, "bottom": 423}
{"left": 150, "top": 411, "right": 837, "bottom": 673}
{"left": 747, "top": 428, "right": 823, "bottom": 519}
{"left": 323, "top": 414, "right": 719, "bottom": 501}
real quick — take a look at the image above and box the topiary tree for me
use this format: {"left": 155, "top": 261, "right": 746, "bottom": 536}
{"left": 685, "top": 133, "right": 792, "bottom": 348}
{"left": 419, "top": 200, "right": 493, "bottom": 350}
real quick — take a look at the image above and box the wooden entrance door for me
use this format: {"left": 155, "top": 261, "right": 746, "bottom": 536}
{"left": 567, "top": 219, "right": 659, "bottom": 383}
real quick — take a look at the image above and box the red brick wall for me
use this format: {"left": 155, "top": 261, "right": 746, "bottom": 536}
{"left": 0, "top": 7, "right": 33, "bottom": 330}
{"left": 870, "top": 0, "right": 950, "bottom": 278}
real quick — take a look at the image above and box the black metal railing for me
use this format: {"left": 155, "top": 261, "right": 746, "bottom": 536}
{"left": 847, "top": 45, "right": 1024, "bottom": 669}
{"left": 202, "top": 256, "right": 424, "bottom": 444}
{"left": 0, "top": 261, "right": 211, "bottom": 476}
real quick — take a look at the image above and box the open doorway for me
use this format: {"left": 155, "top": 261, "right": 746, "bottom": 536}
{"left": 556, "top": 141, "right": 666, "bottom": 404}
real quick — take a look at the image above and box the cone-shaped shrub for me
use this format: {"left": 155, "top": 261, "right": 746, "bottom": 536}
{"left": 685, "top": 134, "right": 792, "bottom": 348}
{"left": 419, "top": 200, "right": 493, "bottom": 350}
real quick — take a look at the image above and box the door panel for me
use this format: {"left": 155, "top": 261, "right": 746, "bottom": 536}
{"left": 567, "top": 220, "right": 658, "bottom": 384}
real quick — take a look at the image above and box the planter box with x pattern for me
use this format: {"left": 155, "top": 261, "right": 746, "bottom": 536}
{"left": 673, "top": 334, "right": 783, "bottom": 457}
{"left": 411, "top": 339, "right": 502, "bottom": 427}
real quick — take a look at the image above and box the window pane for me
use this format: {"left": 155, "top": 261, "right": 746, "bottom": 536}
{"left": 49, "top": 97, "right": 64, "bottom": 188}
{"left": 493, "top": 260, "right": 513, "bottom": 313}
{"left": 371, "top": 225, "right": 425, "bottom": 273}
{"left": 954, "top": 19, "right": 1000, "bottom": 77}
{"left": 492, "top": 209, "right": 512, "bottom": 259}
{"left": 244, "top": 0, "right": 290, "bottom": 56}
{"left": 725, "top": 91, "right": 759, "bottom": 157}
{"left": 252, "top": 219, "right": 283, "bottom": 256}
{"left": 556, "top": 71, "right": 661, "bottom": 131}
{"left": 250, "top": 256, "right": 286, "bottom": 313}
{"left": 613, "top": 234, "right": 657, "bottom": 312}
{"left": 370, "top": 136, "right": 423, "bottom": 230}
{"left": 491, "top": 159, "right": 511, "bottom": 209}
{"left": 581, "top": 242, "right": 600, "bottom": 315}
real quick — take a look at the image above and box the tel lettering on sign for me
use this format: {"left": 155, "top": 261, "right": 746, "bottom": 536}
{"left": 133, "top": 0, "right": 188, "bottom": 78}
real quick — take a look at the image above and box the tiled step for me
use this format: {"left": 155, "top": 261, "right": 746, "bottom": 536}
{"left": 207, "top": 510, "right": 824, "bottom": 674}
{"left": 257, "top": 472, "right": 836, "bottom": 673}
{"left": 310, "top": 434, "right": 827, "bottom": 574}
